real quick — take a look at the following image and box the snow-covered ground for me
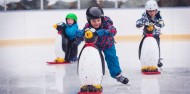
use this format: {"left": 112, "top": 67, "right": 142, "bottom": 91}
{"left": 0, "top": 40, "right": 190, "bottom": 94}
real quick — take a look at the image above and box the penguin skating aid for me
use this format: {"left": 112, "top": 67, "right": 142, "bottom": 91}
{"left": 140, "top": 23, "right": 161, "bottom": 75}
{"left": 47, "top": 23, "right": 70, "bottom": 64}
{"left": 77, "top": 28, "right": 105, "bottom": 94}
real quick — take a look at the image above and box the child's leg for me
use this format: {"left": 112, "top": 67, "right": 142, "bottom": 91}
{"left": 154, "top": 35, "right": 163, "bottom": 67}
{"left": 69, "top": 44, "right": 78, "bottom": 61}
{"left": 103, "top": 45, "right": 122, "bottom": 78}
{"left": 69, "top": 39, "right": 82, "bottom": 61}
{"left": 65, "top": 48, "right": 70, "bottom": 61}
{"left": 65, "top": 39, "right": 79, "bottom": 61}
{"left": 62, "top": 35, "right": 69, "bottom": 61}
{"left": 103, "top": 45, "right": 129, "bottom": 84}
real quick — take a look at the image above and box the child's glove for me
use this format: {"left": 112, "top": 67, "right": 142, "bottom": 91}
{"left": 136, "top": 21, "right": 144, "bottom": 28}
{"left": 155, "top": 20, "right": 164, "bottom": 28}
{"left": 96, "top": 29, "right": 109, "bottom": 36}
{"left": 76, "top": 29, "right": 84, "bottom": 38}
{"left": 136, "top": 24, "right": 143, "bottom": 28}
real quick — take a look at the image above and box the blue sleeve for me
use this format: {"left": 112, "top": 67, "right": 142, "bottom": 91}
{"left": 76, "top": 29, "right": 84, "bottom": 38}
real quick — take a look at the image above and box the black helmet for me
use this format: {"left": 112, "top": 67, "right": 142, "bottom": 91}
{"left": 86, "top": 6, "right": 104, "bottom": 20}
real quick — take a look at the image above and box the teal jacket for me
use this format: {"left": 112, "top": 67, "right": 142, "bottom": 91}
{"left": 65, "top": 23, "right": 78, "bottom": 40}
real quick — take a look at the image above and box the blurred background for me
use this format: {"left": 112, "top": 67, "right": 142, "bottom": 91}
{"left": 0, "top": 0, "right": 190, "bottom": 45}
{"left": 0, "top": 0, "right": 190, "bottom": 11}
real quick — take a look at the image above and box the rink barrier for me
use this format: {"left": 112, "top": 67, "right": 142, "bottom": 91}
{"left": 115, "top": 34, "right": 190, "bottom": 42}
{"left": 0, "top": 34, "right": 190, "bottom": 47}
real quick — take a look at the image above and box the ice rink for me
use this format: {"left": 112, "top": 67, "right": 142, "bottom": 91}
{"left": 0, "top": 40, "right": 190, "bottom": 94}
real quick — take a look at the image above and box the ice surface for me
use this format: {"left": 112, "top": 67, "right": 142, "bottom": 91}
{"left": 0, "top": 41, "right": 190, "bottom": 94}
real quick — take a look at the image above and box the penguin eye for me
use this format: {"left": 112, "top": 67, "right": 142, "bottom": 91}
{"left": 57, "top": 22, "right": 63, "bottom": 25}
{"left": 90, "top": 28, "right": 96, "bottom": 33}
{"left": 85, "top": 28, "right": 90, "bottom": 31}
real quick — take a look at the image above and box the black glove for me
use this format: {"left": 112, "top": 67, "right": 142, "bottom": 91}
{"left": 136, "top": 19, "right": 145, "bottom": 28}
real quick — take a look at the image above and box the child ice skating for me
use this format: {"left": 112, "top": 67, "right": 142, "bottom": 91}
{"left": 53, "top": 13, "right": 82, "bottom": 63}
{"left": 77, "top": 6, "right": 129, "bottom": 84}
{"left": 136, "top": 0, "right": 165, "bottom": 67}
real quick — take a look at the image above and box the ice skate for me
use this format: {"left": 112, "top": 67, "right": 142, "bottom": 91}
{"left": 157, "top": 58, "right": 163, "bottom": 68}
{"left": 70, "top": 56, "right": 78, "bottom": 62}
{"left": 115, "top": 74, "right": 129, "bottom": 84}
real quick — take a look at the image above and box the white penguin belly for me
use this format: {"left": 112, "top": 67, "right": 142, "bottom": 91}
{"left": 140, "top": 37, "right": 159, "bottom": 66}
{"left": 54, "top": 34, "right": 65, "bottom": 58}
{"left": 78, "top": 46, "right": 103, "bottom": 86}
